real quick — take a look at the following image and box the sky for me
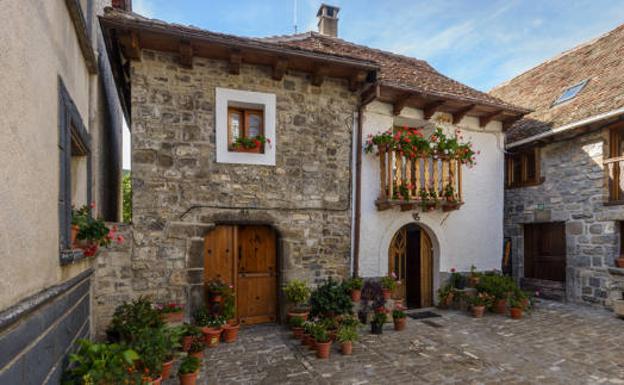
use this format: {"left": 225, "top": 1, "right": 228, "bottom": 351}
{"left": 122, "top": 0, "right": 624, "bottom": 169}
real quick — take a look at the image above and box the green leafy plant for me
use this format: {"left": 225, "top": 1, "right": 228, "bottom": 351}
{"left": 231, "top": 135, "right": 269, "bottom": 150}
{"left": 309, "top": 278, "right": 353, "bottom": 318}
{"left": 449, "top": 269, "right": 466, "bottom": 289}
{"left": 289, "top": 316, "right": 305, "bottom": 328}
{"left": 371, "top": 311, "right": 387, "bottom": 326}
{"left": 380, "top": 274, "right": 398, "bottom": 291}
{"left": 336, "top": 325, "right": 358, "bottom": 343}
{"left": 188, "top": 338, "right": 205, "bottom": 353}
{"left": 193, "top": 306, "right": 211, "bottom": 327}
{"left": 122, "top": 171, "right": 132, "bottom": 223}
{"left": 468, "top": 292, "right": 493, "bottom": 307}
{"left": 310, "top": 323, "right": 330, "bottom": 343}
{"left": 344, "top": 277, "right": 364, "bottom": 291}
{"left": 155, "top": 303, "right": 184, "bottom": 313}
{"left": 392, "top": 309, "right": 406, "bottom": 319}
{"left": 180, "top": 323, "right": 202, "bottom": 337}
{"left": 339, "top": 315, "right": 360, "bottom": 329}
{"left": 476, "top": 274, "right": 516, "bottom": 300}
{"left": 436, "top": 283, "right": 454, "bottom": 305}
{"left": 129, "top": 326, "right": 168, "bottom": 377}
{"left": 107, "top": 297, "right": 163, "bottom": 343}
{"left": 72, "top": 205, "right": 122, "bottom": 247}
{"left": 221, "top": 285, "right": 236, "bottom": 321}
{"left": 178, "top": 356, "right": 200, "bottom": 375}
{"left": 205, "top": 279, "right": 228, "bottom": 294}
{"left": 61, "top": 340, "right": 142, "bottom": 385}
{"left": 283, "top": 280, "right": 311, "bottom": 310}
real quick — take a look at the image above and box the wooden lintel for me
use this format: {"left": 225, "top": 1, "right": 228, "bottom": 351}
{"left": 348, "top": 71, "right": 368, "bottom": 92}
{"left": 228, "top": 49, "right": 242, "bottom": 75}
{"left": 272, "top": 58, "right": 288, "bottom": 81}
{"left": 360, "top": 83, "right": 380, "bottom": 106}
{"left": 311, "top": 66, "right": 327, "bottom": 86}
{"left": 178, "top": 41, "right": 193, "bottom": 68}
{"left": 452, "top": 104, "right": 475, "bottom": 124}
{"left": 120, "top": 31, "right": 141, "bottom": 61}
{"left": 393, "top": 93, "right": 411, "bottom": 116}
{"left": 479, "top": 110, "right": 503, "bottom": 127}
{"left": 423, "top": 100, "right": 445, "bottom": 120}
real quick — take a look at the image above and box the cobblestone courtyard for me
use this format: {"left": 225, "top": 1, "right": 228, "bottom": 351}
{"left": 166, "top": 301, "right": 624, "bottom": 385}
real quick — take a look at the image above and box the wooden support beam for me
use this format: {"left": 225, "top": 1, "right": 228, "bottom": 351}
{"left": 120, "top": 31, "right": 141, "bottom": 61}
{"left": 178, "top": 41, "right": 193, "bottom": 68}
{"left": 452, "top": 104, "right": 475, "bottom": 124}
{"left": 272, "top": 58, "right": 288, "bottom": 81}
{"left": 423, "top": 100, "right": 445, "bottom": 120}
{"left": 360, "top": 83, "right": 380, "bottom": 106}
{"left": 348, "top": 70, "right": 368, "bottom": 92}
{"left": 228, "top": 49, "right": 242, "bottom": 75}
{"left": 311, "top": 65, "right": 328, "bottom": 86}
{"left": 479, "top": 110, "right": 503, "bottom": 128}
{"left": 393, "top": 93, "right": 411, "bottom": 116}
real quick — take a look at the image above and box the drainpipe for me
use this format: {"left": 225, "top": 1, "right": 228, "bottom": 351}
{"left": 352, "top": 106, "right": 363, "bottom": 278}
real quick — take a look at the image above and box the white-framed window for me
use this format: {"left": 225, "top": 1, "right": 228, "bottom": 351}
{"left": 215, "top": 88, "right": 276, "bottom": 166}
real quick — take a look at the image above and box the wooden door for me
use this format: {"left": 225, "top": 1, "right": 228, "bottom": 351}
{"left": 388, "top": 227, "right": 407, "bottom": 299}
{"left": 236, "top": 225, "right": 277, "bottom": 325}
{"left": 204, "top": 225, "right": 236, "bottom": 287}
{"left": 524, "top": 223, "right": 566, "bottom": 282}
{"left": 420, "top": 231, "right": 433, "bottom": 307}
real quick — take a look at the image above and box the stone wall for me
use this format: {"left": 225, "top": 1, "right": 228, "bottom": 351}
{"left": 504, "top": 129, "right": 624, "bottom": 307}
{"left": 92, "top": 50, "right": 359, "bottom": 332}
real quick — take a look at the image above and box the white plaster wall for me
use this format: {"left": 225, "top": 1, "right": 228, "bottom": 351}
{"left": 359, "top": 101, "right": 505, "bottom": 286}
{"left": 0, "top": 0, "right": 101, "bottom": 310}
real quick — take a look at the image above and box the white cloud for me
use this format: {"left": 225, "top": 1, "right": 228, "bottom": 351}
{"left": 133, "top": 0, "right": 154, "bottom": 17}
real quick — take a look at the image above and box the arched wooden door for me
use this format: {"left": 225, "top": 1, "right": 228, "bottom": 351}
{"left": 388, "top": 224, "right": 433, "bottom": 307}
{"left": 204, "top": 225, "right": 277, "bottom": 325}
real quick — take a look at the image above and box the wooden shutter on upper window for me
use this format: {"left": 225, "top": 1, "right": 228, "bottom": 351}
{"left": 244, "top": 110, "right": 263, "bottom": 138}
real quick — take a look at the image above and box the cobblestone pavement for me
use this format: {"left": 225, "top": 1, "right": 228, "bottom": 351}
{"left": 164, "top": 301, "right": 624, "bottom": 385}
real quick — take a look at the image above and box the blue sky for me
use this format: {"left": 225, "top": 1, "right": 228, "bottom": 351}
{"left": 122, "top": 0, "right": 624, "bottom": 168}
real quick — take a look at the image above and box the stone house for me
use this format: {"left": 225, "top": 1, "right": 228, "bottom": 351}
{"left": 0, "top": 0, "right": 127, "bottom": 384}
{"left": 490, "top": 23, "right": 624, "bottom": 308}
{"left": 95, "top": 4, "right": 527, "bottom": 331}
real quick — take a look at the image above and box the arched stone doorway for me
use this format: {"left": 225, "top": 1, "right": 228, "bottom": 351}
{"left": 388, "top": 223, "right": 433, "bottom": 308}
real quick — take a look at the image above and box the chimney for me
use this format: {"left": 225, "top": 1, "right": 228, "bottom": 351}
{"left": 317, "top": 4, "right": 340, "bottom": 37}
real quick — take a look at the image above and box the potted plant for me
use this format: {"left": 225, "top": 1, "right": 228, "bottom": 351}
{"left": 442, "top": 183, "right": 461, "bottom": 212}
{"left": 289, "top": 316, "right": 305, "bottom": 339}
{"left": 477, "top": 274, "right": 514, "bottom": 315}
{"left": 204, "top": 316, "right": 225, "bottom": 348}
{"left": 419, "top": 189, "right": 436, "bottom": 211}
{"left": 468, "top": 265, "right": 480, "bottom": 287}
{"left": 392, "top": 306, "right": 407, "bottom": 331}
{"left": 106, "top": 297, "right": 164, "bottom": 343}
{"left": 336, "top": 325, "right": 358, "bottom": 355}
{"left": 449, "top": 268, "right": 466, "bottom": 290}
{"left": 345, "top": 277, "right": 364, "bottom": 302}
{"left": 311, "top": 324, "right": 332, "bottom": 359}
{"left": 180, "top": 324, "right": 202, "bottom": 352}
{"left": 71, "top": 204, "right": 123, "bottom": 256}
{"left": 230, "top": 135, "right": 269, "bottom": 154}
{"left": 129, "top": 326, "right": 168, "bottom": 384}
{"left": 178, "top": 356, "right": 200, "bottom": 385}
{"left": 370, "top": 310, "right": 386, "bottom": 335}
{"left": 205, "top": 279, "right": 228, "bottom": 303}
{"left": 509, "top": 294, "right": 524, "bottom": 319}
{"left": 221, "top": 286, "right": 240, "bottom": 343}
{"left": 61, "top": 339, "right": 143, "bottom": 385}
{"left": 308, "top": 278, "right": 353, "bottom": 319}
{"left": 161, "top": 326, "right": 182, "bottom": 380}
{"left": 283, "top": 279, "right": 311, "bottom": 320}
{"left": 380, "top": 273, "right": 398, "bottom": 300}
{"left": 468, "top": 292, "right": 492, "bottom": 318}
{"left": 436, "top": 283, "right": 454, "bottom": 309}
{"left": 302, "top": 321, "right": 314, "bottom": 347}
{"left": 157, "top": 303, "right": 185, "bottom": 324}
{"left": 188, "top": 338, "right": 205, "bottom": 359}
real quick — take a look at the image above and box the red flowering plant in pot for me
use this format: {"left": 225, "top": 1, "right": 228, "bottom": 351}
{"left": 392, "top": 305, "right": 407, "bottom": 331}
{"left": 380, "top": 273, "right": 398, "bottom": 300}
{"left": 71, "top": 203, "right": 124, "bottom": 256}
{"left": 468, "top": 292, "right": 493, "bottom": 318}
{"left": 230, "top": 135, "right": 270, "bottom": 153}
{"left": 156, "top": 303, "right": 185, "bottom": 324}
{"left": 205, "top": 279, "right": 228, "bottom": 303}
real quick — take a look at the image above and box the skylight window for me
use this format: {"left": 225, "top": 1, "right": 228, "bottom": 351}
{"left": 552, "top": 79, "right": 588, "bottom": 106}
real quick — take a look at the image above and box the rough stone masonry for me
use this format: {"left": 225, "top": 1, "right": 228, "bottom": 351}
{"left": 94, "top": 49, "right": 360, "bottom": 333}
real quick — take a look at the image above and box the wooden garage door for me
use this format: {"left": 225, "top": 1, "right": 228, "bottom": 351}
{"left": 203, "top": 225, "right": 277, "bottom": 325}
{"left": 524, "top": 222, "right": 566, "bottom": 282}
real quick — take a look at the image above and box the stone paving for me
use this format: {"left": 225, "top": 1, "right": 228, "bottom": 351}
{"left": 164, "top": 301, "right": 624, "bottom": 385}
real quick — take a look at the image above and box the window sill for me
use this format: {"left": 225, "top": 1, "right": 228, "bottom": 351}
{"left": 60, "top": 249, "right": 87, "bottom": 266}
{"left": 603, "top": 200, "right": 624, "bottom": 207}
{"left": 228, "top": 147, "right": 264, "bottom": 154}
{"left": 505, "top": 177, "right": 545, "bottom": 190}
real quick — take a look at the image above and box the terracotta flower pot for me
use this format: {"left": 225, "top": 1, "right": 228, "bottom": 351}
{"left": 615, "top": 256, "right": 624, "bottom": 268}
{"left": 222, "top": 323, "right": 240, "bottom": 343}
{"left": 494, "top": 299, "right": 507, "bottom": 315}
{"left": 161, "top": 359, "right": 174, "bottom": 379}
{"left": 393, "top": 317, "right": 406, "bottom": 331}
{"left": 292, "top": 327, "right": 304, "bottom": 339}
{"left": 472, "top": 305, "right": 485, "bottom": 318}
{"left": 179, "top": 371, "right": 198, "bottom": 385}
{"left": 162, "top": 311, "right": 184, "bottom": 324}
{"left": 287, "top": 310, "right": 309, "bottom": 321}
{"left": 315, "top": 341, "right": 332, "bottom": 359}
{"left": 147, "top": 376, "right": 162, "bottom": 385}
{"left": 189, "top": 350, "right": 203, "bottom": 360}
{"left": 210, "top": 294, "right": 223, "bottom": 303}
{"left": 202, "top": 327, "right": 222, "bottom": 348}
{"left": 71, "top": 225, "right": 79, "bottom": 247}
{"left": 510, "top": 307, "right": 523, "bottom": 319}
{"left": 351, "top": 289, "right": 361, "bottom": 302}
{"left": 182, "top": 336, "right": 194, "bottom": 352}
{"left": 340, "top": 341, "right": 353, "bottom": 355}
{"left": 308, "top": 338, "right": 317, "bottom": 351}
{"left": 382, "top": 289, "right": 392, "bottom": 300}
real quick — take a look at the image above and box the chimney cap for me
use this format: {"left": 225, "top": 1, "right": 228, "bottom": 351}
{"left": 317, "top": 3, "right": 340, "bottom": 18}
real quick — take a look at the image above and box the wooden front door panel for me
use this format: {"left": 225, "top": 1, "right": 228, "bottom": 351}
{"left": 524, "top": 223, "right": 566, "bottom": 282}
{"left": 388, "top": 227, "right": 407, "bottom": 299}
{"left": 237, "top": 225, "right": 277, "bottom": 325}
{"left": 420, "top": 231, "right": 433, "bottom": 308}
{"left": 203, "top": 225, "right": 236, "bottom": 286}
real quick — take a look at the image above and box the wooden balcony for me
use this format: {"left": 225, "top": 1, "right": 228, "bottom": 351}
{"left": 375, "top": 146, "right": 463, "bottom": 211}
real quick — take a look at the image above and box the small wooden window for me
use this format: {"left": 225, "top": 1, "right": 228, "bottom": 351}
{"left": 227, "top": 107, "right": 265, "bottom": 153}
{"left": 505, "top": 148, "right": 542, "bottom": 188}
{"left": 605, "top": 123, "right": 624, "bottom": 202}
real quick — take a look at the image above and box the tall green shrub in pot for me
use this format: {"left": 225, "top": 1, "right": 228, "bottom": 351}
{"left": 283, "top": 279, "right": 311, "bottom": 320}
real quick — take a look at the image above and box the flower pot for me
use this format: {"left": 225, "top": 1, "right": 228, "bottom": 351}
{"left": 179, "top": 371, "right": 199, "bottom": 385}
{"left": 148, "top": 376, "right": 162, "bottom": 385}
{"left": 494, "top": 299, "right": 507, "bottom": 315}
{"left": 71, "top": 225, "right": 79, "bottom": 247}
{"left": 371, "top": 323, "right": 383, "bottom": 335}
{"left": 81, "top": 242, "right": 99, "bottom": 257}
{"left": 393, "top": 317, "right": 406, "bottom": 331}
{"left": 292, "top": 327, "right": 304, "bottom": 339}
{"left": 442, "top": 203, "right": 460, "bottom": 212}
{"left": 302, "top": 333, "right": 310, "bottom": 346}
{"left": 231, "top": 145, "right": 262, "bottom": 154}
{"left": 161, "top": 359, "right": 174, "bottom": 379}
{"left": 351, "top": 289, "right": 361, "bottom": 302}
{"left": 510, "top": 307, "right": 523, "bottom": 319}
{"left": 202, "top": 327, "right": 222, "bottom": 348}
{"left": 315, "top": 341, "right": 332, "bottom": 359}
{"left": 340, "top": 341, "right": 353, "bottom": 355}
{"left": 162, "top": 311, "right": 184, "bottom": 324}
{"left": 189, "top": 350, "right": 203, "bottom": 360}
{"left": 613, "top": 299, "right": 624, "bottom": 318}
{"left": 308, "top": 338, "right": 317, "bottom": 351}
{"left": 222, "top": 323, "right": 240, "bottom": 343}
{"left": 615, "top": 256, "right": 624, "bottom": 268}
{"left": 287, "top": 309, "right": 309, "bottom": 321}
{"left": 209, "top": 294, "right": 223, "bottom": 303}
{"left": 472, "top": 305, "right": 485, "bottom": 318}
{"left": 382, "top": 289, "right": 392, "bottom": 300}
{"left": 182, "top": 336, "right": 194, "bottom": 352}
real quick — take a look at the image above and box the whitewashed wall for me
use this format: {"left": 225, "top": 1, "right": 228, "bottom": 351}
{"left": 358, "top": 101, "right": 505, "bottom": 289}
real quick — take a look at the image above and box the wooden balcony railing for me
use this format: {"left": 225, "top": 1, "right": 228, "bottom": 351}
{"left": 376, "top": 146, "right": 463, "bottom": 211}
